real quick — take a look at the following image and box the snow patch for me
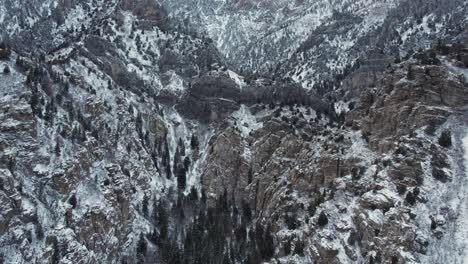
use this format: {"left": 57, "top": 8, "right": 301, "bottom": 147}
{"left": 231, "top": 105, "right": 264, "bottom": 138}
{"left": 227, "top": 70, "right": 246, "bottom": 89}
{"left": 33, "top": 164, "right": 49, "bottom": 175}
{"left": 334, "top": 100, "right": 349, "bottom": 114}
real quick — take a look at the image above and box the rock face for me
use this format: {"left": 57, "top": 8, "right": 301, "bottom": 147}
{"left": 347, "top": 48, "right": 468, "bottom": 150}
{"left": 0, "top": 1, "right": 468, "bottom": 264}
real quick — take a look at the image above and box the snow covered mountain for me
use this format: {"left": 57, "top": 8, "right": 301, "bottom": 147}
{"left": 0, "top": 0, "right": 468, "bottom": 263}
{"left": 160, "top": 0, "right": 468, "bottom": 88}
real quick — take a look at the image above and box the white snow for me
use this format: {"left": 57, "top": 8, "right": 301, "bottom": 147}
{"left": 459, "top": 134, "right": 468, "bottom": 263}
{"left": 33, "top": 164, "right": 49, "bottom": 175}
{"left": 444, "top": 59, "right": 468, "bottom": 83}
{"left": 334, "top": 100, "right": 349, "bottom": 114}
{"left": 231, "top": 105, "right": 264, "bottom": 138}
{"left": 0, "top": 6, "right": 5, "bottom": 24}
{"left": 163, "top": 70, "right": 185, "bottom": 92}
{"left": 227, "top": 70, "right": 246, "bottom": 89}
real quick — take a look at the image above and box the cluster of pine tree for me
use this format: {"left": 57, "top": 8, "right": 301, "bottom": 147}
{"left": 135, "top": 189, "right": 276, "bottom": 264}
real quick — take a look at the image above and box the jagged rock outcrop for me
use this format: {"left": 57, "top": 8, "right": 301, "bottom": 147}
{"left": 349, "top": 48, "right": 468, "bottom": 152}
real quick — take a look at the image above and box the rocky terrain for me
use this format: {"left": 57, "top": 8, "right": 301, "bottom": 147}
{"left": 0, "top": 0, "right": 468, "bottom": 263}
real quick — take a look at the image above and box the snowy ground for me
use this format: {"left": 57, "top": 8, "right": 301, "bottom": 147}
{"left": 444, "top": 59, "right": 468, "bottom": 83}
{"left": 460, "top": 133, "right": 468, "bottom": 263}
{"left": 423, "top": 107, "right": 468, "bottom": 264}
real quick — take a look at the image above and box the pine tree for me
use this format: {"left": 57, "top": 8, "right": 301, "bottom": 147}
{"left": 155, "top": 202, "right": 168, "bottom": 244}
{"left": 136, "top": 234, "right": 147, "bottom": 264}
{"left": 438, "top": 130, "right": 452, "bottom": 148}
{"left": 242, "top": 200, "right": 252, "bottom": 221}
{"left": 54, "top": 138, "right": 61, "bottom": 156}
{"left": 184, "top": 156, "right": 191, "bottom": 169}
{"left": 248, "top": 168, "right": 253, "bottom": 184}
{"left": 165, "top": 161, "right": 172, "bottom": 179}
{"left": 284, "top": 240, "right": 292, "bottom": 255}
{"left": 51, "top": 238, "right": 60, "bottom": 264}
{"left": 36, "top": 222, "right": 44, "bottom": 240}
{"left": 190, "top": 134, "right": 199, "bottom": 149}
{"left": 258, "top": 223, "right": 275, "bottom": 260}
{"left": 163, "top": 138, "right": 171, "bottom": 179}
{"left": 294, "top": 240, "right": 305, "bottom": 256}
{"left": 178, "top": 138, "right": 186, "bottom": 156}
{"left": 68, "top": 194, "right": 77, "bottom": 209}
{"left": 148, "top": 227, "right": 158, "bottom": 244}
{"left": 407, "top": 65, "right": 414, "bottom": 80}
{"left": 30, "top": 86, "right": 40, "bottom": 115}
{"left": 405, "top": 190, "right": 417, "bottom": 206}
{"left": 189, "top": 186, "right": 198, "bottom": 201}
{"left": 142, "top": 195, "right": 149, "bottom": 217}
{"left": 176, "top": 166, "right": 186, "bottom": 190}
{"left": 317, "top": 211, "right": 328, "bottom": 226}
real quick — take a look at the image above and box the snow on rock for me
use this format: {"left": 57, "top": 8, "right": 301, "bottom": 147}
{"left": 227, "top": 70, "right": 246, "bottom": 89}
{"left": 459, "top": 133, "right": 468, "bottom": 263}
{"left": 334, "top": 100, "right": 350, "bottom": 114}
{"left": 231, "top": 104, "right": 264, "bottom": 138}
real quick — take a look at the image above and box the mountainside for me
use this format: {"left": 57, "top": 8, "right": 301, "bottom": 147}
{"left": 160, "top": 0, "right": 468, "bottom": 88}
{"left": 0, "top": 0, "right": 468, "bottom": 263}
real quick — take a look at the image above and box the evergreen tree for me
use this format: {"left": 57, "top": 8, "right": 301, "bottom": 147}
{"left": 136, "top": 233, "right": 147, "bottom": 264}
{"left": 163, "top": 138, "right": 171, "bottom": 179}
{"left": 51, "top": 237, "right": 60, "bottom": 264}
{"left": 438, "top": 130, "right": 452, "bottom": 148}
{"left": 259, "top": 224, "right": 275, "bottom": 260}
{"left": 176, "top": 165, "right": 187, "bottom": 190}
{"left": 184, "top": 156, "right": 191, "bottom": 169}
{"left": 242, "top": 200, "right": 252, "bottom": 221}
{"left": 178, "top": 138, "right": 186, "bottom": 156}
{"left": 148, "top": 227, "right": 158, "bottom": 244}
{"left": 54, "top": 139, "right": 61, "bottom": 156}
{"left": 405, "top": 190, "right": 417, "bottom": 206}
{"left": 36, "top": 222, "right": 44, "bottom": 240}
{"left": 248, "top": 168, "right": 253, "bottom": 184}
{"left": 294, "top": 240, "right": 305, "bottom": 256}
{"left": 190, "top": 134, "right": 199, "bottom": 149}
{"left": 68, "top": 194, "right": 77, "bottom": 209}
{"left": 142, "top": 195, "right": 149, "bottom": 217}
{"left": 189, "top": 186, "right": 198, "bottom": 201}
{"left": 317, "top": 211, "right": 328, "bottom": 226}
{"left": 155, "top": 202, "right": 168, "bottom": 245}
{"left": 166, "top": 161, "right": 172, "bottom": 179}
{"left": 407, "top": 65, "right": 414, "bottom": 80}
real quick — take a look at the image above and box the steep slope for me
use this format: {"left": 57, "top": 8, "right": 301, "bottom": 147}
{"left": 0, "top": 1, "right": 468, "bottom": 264}
{"left": 160, "top": 0, "right": 468, "bottom": 88}
{"left": 196, "top": 46, "right": 468, "bottom": 263}
{"left": 0, "top": 2, "right": 226, "bottom": 262}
